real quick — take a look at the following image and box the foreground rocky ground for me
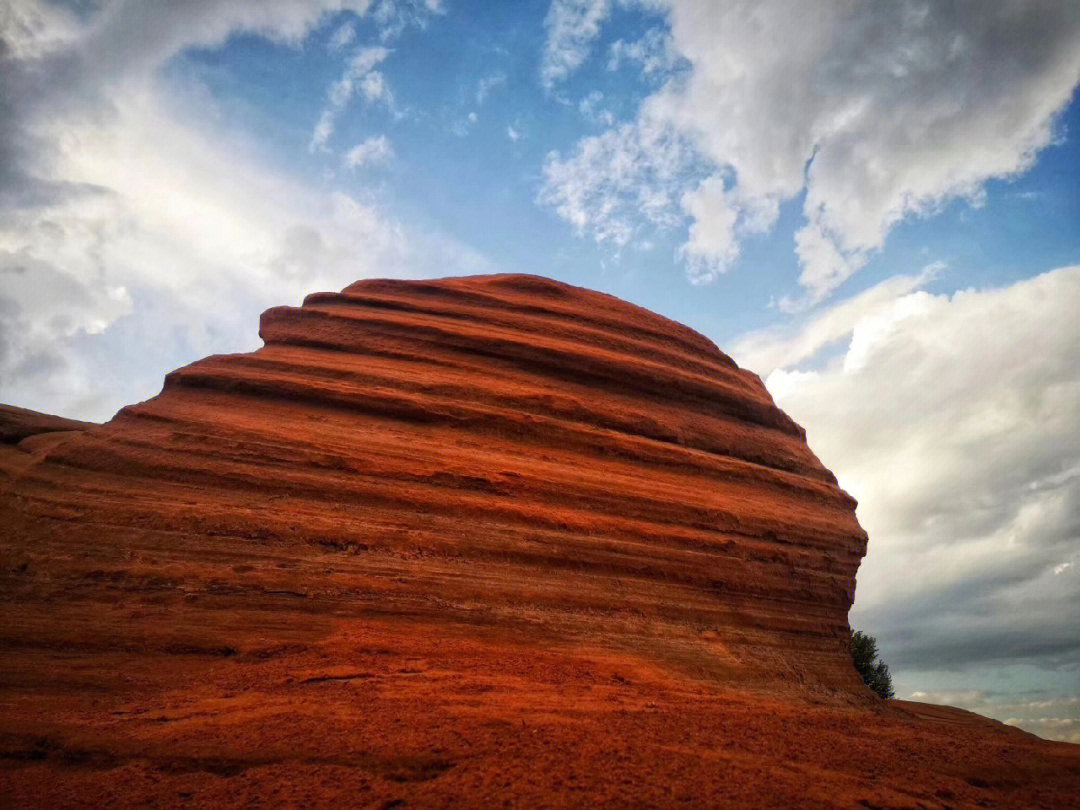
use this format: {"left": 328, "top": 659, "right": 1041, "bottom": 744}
{"left": 3, "top": 612, "right": 1079, "bottom": 808}
{"left": 2, "top": 275, "right": 1077, "bottom": 807}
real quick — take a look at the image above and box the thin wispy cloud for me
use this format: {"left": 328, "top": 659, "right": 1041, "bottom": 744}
{"left": 540, "top": 0, "right": 612, "bottom": 90}
{"left": 343, "top": 135, "right": 394, "bottom": 169}
{"left": 475, "top": 72, "right": 507, "bottom": 105}
{"left": 311, "top": 45, "right": 394, "bottom": 151}
{"left": 607, "top": 26, "right": 677, "bottom": 76}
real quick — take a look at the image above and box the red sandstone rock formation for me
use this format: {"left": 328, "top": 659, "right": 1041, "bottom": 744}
{"left": 1, "top": 275, "right": 1077, "bottom": 808}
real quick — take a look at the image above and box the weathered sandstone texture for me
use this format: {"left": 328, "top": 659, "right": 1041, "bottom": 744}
{"left": 2, "top": 275, "right": 1078, "bottom": 808}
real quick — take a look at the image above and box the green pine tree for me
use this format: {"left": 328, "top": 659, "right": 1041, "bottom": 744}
{"left": 850, "top": 630, "right": 895, "bottom": 699}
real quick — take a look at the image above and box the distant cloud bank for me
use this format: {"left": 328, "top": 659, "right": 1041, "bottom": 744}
{"left": 734, "top": 266, "right": 1080, "bottom": 740}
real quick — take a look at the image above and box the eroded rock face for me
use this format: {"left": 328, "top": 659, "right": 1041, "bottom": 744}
{"left": 6, "top": 275, "right": 1075, "bottom": 808}
{"left": 1, "top": 274, "right": 866, "bottom": 692}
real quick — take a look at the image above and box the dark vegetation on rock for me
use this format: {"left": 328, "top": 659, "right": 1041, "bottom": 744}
{"left": 851, "top": 629, "right": 895, "bottom": 700}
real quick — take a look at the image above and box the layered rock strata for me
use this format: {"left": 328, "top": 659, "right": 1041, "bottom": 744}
{"left": 1, "top": 274, "right": 865, "bottom": 693}
{"left": 8, "top": 275, "right": 1074, "bottom": 807}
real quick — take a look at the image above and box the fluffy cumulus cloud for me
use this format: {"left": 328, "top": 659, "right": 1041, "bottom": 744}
{"left": 539, "top": 1, "right": 1080, "bottom": 297}
{"left": 733, "top": 266, "right": 1080, "bottom": 740}
{"left": 0, "top": 0, "right": 485, "bottom": 421}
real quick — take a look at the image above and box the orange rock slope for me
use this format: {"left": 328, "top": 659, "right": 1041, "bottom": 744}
{"left": 2, "top": 274, "right": 1078, "bottom": 809}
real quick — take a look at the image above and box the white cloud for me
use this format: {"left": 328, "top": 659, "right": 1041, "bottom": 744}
{"left": 608, "top": 25, "right": 676, "bottom": 76}
{"left": 348, "top": 44, "right": 392, "bottom": 74}
{"left": 0, "top": 1, "right": 489, "bottom": 420}
{"left": 1, "top": 86, "right": 422, "bottom": 420}
{"left": 358, "top": 69, "right": 389, "bottom": 102}
{"left": 678, "top": 175, "right": 738, "bottom": 283}
{"left": 312, "top": 45, "right": 394, "bottom": 150}
{"left": 310, "top": 110, "right": 337, "bottom": 151}
{"left": 475, "top": 72, "right": 506, "bottom": 105}
{"left": 540, "top": 0, "right": 612, "bottom": 89}
{"left": 578, "top": 89, "right": 614, "bottom": 126}
{"left": 733, "top": 264, "right": 942, "bottom": 375}
{"left": 43, "top": 0, "right": 390, "bottom": 83}
{"left": 791, "top": 224, "right": 869, "bottom": 307}
{"left": 450, "top": 111, "right": 479, "bottom": 138}
{"left": 370, "top": 0, "right": 445, "bottom": 41}
{"left": 343, "top": 135, "right": 394, "bottom": 169}
{"left": 733, "top": 267, "right": 1080, "bottom": 715}
{"left": 538, "top": 115, "right": 700, "bottom": 247}
{"left": 328, "top": 19, "right": 356, "bottom": 50}
{"left": 539, "top": 1, "right": 1080, "bottom": 295}
{"left": 0, "top": 0, "right": 83, "bottom": 59}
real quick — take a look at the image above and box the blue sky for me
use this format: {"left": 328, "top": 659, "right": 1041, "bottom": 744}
{"left": 2, "top": 1, "right": 1078, "bottom": 741}
{"left": 160, "top": 0, "right": 1080, "bottom": 344}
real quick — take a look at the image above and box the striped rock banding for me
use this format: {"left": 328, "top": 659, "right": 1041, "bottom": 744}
{"left": 1, "top": 274, "right": 868, "bottom": 692}
{"left": 5, "top": 276, "right": 1080, "bottom": 809}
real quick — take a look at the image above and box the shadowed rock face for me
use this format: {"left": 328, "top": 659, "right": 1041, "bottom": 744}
{"left": 2, "top": 275, "right": 1077, "bottom": 808}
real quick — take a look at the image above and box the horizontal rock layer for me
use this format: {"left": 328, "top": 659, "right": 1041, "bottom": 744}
{"left": 4, "top": 275, "right": 1078, "bottom": 808}
{"left": 1, "top": 274, "right": 867, "bottom": 690}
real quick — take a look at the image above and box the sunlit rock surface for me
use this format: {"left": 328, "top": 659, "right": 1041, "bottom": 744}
{"left": 2, "top": 275, "right": 1077, "bottom": 808}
